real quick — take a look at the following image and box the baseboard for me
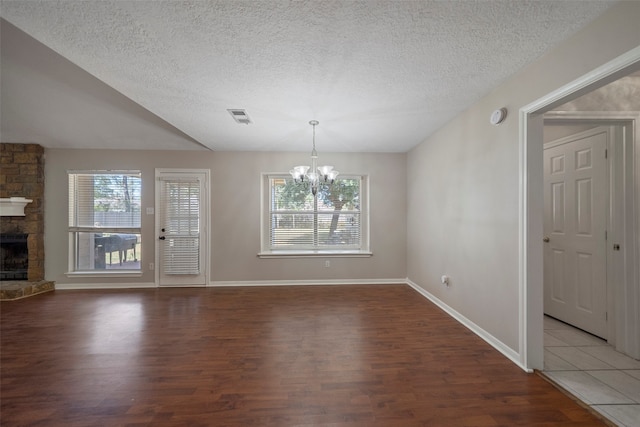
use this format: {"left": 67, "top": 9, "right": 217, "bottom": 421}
{"left": 55, "top": 282, "right": 158, "bottom": 290}
{"left": 405, "top": 279, "right": 529, "bottom": 372}
{"left": 209, "top": 278, "right": 407, "bottom": 287}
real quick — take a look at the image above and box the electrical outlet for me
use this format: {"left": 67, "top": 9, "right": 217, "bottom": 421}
{"left": 325, "top": 260, "right": 330, "bottom": 268}
{"left": 149, "top": 262, "right": 154, "bottom": 271}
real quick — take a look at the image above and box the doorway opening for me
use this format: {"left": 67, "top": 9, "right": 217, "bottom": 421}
{"left": 520, "top": 47, "right": 640, "bottom": 371}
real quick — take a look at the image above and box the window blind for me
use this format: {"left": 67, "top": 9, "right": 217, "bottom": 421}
{"left": 268, "top": 176, "right": 362, "bottom": 251}
{"left": 160, "top": 178, "right": 200, "bottom": 275}
{"left": 68, "top": 172, "right": 142, "bottom": 233}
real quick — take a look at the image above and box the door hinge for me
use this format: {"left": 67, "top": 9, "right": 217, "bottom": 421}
{"left": 605, "top": 312, "right": 608, "bottom": 321}
{"left": 605, "top": 230, "right": 608, "bottom": 240}
{"left": 605, "top": 149, "right": 608, "bottom": 159}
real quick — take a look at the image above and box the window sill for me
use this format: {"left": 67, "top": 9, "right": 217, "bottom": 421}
{"left": 65, "top": 270, "right": 143, "bottom": 278}
{"left": 257, "top": 250, "right": 372, "bottom": 259}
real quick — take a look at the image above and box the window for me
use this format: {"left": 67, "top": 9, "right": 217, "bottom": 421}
{"left": 261, "top": 174, "right": 370, "bottom": 256}
{"left": 68, "top": 171, "right": 142, "bottom": 273}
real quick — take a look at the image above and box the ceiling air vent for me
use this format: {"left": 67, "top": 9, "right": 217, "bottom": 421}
{"left": 227, "top": 109, "right": 252, "bottom": 125}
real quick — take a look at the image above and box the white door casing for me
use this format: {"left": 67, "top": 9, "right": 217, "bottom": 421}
{"left": 543, "top": 127, "right": 608, "bottom": 339}
{"left": 156, "top": 169, "right": 209, "bottom": 287}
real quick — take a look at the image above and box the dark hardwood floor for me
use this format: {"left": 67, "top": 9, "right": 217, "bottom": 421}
{"left": 1, "top": 285, "right": 606, "bottom": 426}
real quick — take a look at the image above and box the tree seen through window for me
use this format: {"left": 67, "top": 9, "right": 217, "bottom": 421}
{"left": 270, "top": 176, "right": 361, "bottom": 249}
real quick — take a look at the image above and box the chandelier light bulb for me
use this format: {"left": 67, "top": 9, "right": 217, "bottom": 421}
{"left": 326, "top": 170, "right": 339, "bottom": 183}
{"left": 317, "top": 165, "right": 339, "bottom": 183}
{"left": 290, "top": 165, "right": 310, "bottom": 182}
{"left": 307, "top": 171, "right": 319, "bottom": 182}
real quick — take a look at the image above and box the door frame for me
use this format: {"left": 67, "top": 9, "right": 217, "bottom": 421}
{"left": 154, "top": 168, "right": 210, "bottom": 287}
{"left": 519, "top": 46, "right": 640, "bottom": 370}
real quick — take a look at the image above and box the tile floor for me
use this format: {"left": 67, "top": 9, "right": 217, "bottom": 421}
{"left": 543, "top": 315, "right": 640, "bottom": 427}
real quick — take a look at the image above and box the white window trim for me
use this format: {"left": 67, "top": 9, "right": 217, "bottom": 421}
{"left": 257, "top": 250, "right": 373, "bottom": 259}
{"left": 259, "top": 173, "right": 371, "bottom": 258}
{"left": 65, "top": 270, "right": 142, "bottom": 278}
{"left": 67, "top": 170, "right": 142, "bottom": 275}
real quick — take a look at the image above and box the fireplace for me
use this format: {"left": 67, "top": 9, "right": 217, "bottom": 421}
{"left": 0, "top": 143, "right": 54, "bottom": 300}
{"left": 0, "top": 234, "right": 29, "bottom": 281}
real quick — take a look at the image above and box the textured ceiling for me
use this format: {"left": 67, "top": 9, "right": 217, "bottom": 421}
{"left": 0, "top": 0, "right": 616, "bottom": 152}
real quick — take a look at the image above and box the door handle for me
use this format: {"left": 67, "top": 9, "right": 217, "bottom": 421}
{"left": 543, "top": 237, "right": 550, "bottom": 243}
{"left": 159, "top": 236, "right": 166, "bottom": 240}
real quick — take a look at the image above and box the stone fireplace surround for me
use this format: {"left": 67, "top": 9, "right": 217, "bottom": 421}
{"left": 0, "top": 143, "right": 54, "bottom": 300}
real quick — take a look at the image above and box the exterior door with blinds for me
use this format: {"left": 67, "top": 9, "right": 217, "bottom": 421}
{"left": 156, "top": 170, "right": 208, "bottom": 286}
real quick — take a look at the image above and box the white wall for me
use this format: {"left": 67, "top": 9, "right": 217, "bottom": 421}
{"left": 407, "top": 2, "right": 640, "bottom": 353}
{"left": 554, "top": 73, "right": 640, "bottom": 112}
{"left": 545, "top": 72, "right": 640, "bottom": 143}
{"left": 544, "top": 124, "right": 596, "bottom": 144}
{"left": 44, "top": 149, "right": 406, "bottom": 285}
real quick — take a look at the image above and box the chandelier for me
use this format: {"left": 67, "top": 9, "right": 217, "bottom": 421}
{"left": 289, "top": 120, "right": 339, "bottom": 195}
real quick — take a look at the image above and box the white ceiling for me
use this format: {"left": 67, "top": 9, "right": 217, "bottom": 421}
{"left": 0, "top": 0, "right": 617, "bottom": 152}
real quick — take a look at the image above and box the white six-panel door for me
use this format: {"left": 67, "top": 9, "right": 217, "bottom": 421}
{"left": 543, "top": 127, "right": 608, "bottom": 339}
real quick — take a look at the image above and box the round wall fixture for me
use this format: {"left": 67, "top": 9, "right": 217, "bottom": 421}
{"left": 490, "top": 108, "right": 507, "bottom": 125}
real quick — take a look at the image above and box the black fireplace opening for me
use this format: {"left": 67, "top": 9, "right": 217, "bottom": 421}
{"left": 1, "top": 234, "right": 28, "bottom": 281}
